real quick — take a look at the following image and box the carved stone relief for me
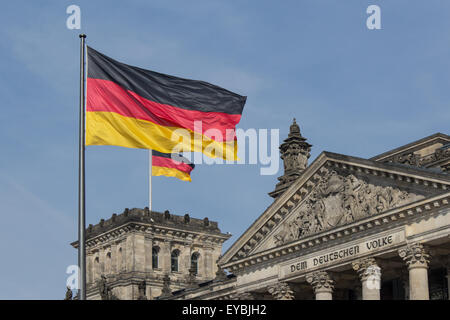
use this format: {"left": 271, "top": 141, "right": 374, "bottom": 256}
{"left": 384, "top": 144, "right": 449, "bottom": 171}
{"left": 274, "top": 169, "right": 422, "bottom": 246}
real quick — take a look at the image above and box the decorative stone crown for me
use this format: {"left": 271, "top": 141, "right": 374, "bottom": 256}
{"left": 269, "top": 118, "right": 312, "bottom": 198}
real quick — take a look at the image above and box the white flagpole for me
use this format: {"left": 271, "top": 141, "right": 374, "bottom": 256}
{"left": 149, "top": 149, "right": 152, "bottom": 211}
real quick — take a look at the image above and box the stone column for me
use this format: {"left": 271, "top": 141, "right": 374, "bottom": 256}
{"left": 352, "top": 258, "right": 381, "bottom": 300}
{"left": 268, "top": 282, "right": 295, "bottom": 300}
{"left": 398, "top": 243, "right": 431, "bottom": 300}
{"left": 306, "top": 271, "right": 334, "bottom": 300}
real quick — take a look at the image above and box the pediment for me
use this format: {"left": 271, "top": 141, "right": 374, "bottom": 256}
{"left": 219, "top": 151, "right": 450, "bottom": 268}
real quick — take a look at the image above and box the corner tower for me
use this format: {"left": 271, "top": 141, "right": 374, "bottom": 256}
{"left": 71, "top": 208, "right": 230, "bottom": 300}
{"left": 269, "top": 119, "right": 312, "bottom": 198}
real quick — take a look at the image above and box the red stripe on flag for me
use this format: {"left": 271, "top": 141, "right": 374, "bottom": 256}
{"left": 152, "top": 155, "right": 194, "bottom": 174}
{"left": 87, "top": 78, "right": 241, "bottom": 142}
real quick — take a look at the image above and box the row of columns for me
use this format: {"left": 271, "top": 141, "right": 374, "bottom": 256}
{"left": 267, "top": 243, "right": 438, "bottom": 300}
{"left": 305, "top": 243, "right": 431, "bottom": 300}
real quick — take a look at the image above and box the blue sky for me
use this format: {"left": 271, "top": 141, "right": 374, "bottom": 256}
{"left": 0, "top": 1, "right": 449, "bottom": 299}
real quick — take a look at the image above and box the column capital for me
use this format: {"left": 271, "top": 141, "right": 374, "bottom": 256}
{"left": 352, "top": 257, "right": 381, "bottom": 282}
{"left": 268, "top": 282, "right": 295, "bottom": 300}
{"left": 398, "top": 243, "right": 431, "bottom": 269}
{"left": 306, "top": 271, "right": 334, "bottom": 294}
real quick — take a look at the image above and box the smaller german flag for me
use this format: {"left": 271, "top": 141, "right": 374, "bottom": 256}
{"left": 152, "top": 151, "right": 195, "bottom": 182}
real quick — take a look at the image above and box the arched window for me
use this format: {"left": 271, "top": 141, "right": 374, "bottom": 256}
{"left": 152, "top": 246, "right": 160, "bottom": 269}
{"left": 171, "top": 249, "right": 180, "bottom": 272}
{"left": 94, "top": 256, "right": 100, "bottom": 280}
{"left": 118, "top": 247, "right": 123, "bottom": 271}
{"left": 191, "top": 252, "right": 200, "bottom": 275}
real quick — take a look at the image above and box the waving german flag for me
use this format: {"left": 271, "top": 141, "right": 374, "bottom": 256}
{"left": 86, "top": 46, "right": 246, "bottom": 160}
{"left": 152, "top": 151, "right": 195, "bottom": 182}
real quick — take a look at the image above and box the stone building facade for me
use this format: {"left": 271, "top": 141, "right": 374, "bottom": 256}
{"left": 71, "top": 208, "right": 230, "bottom": 300}
{"left": 73, "top": 120, "right": 450, "bottom": 300}
{"left": 163, "top": 121, "right": 450, "bottom": 300}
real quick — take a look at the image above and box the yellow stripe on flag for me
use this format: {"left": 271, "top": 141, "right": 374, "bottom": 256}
{"left": 152, "top": 166, "right": 192, "bottom": 182}
{"left": 86, "top": 111, "right": 238, "bottom": 160}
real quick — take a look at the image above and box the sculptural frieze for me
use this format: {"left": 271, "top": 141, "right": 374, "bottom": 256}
{"left": 274, "top": 170, "right": 420, "bottom": 245}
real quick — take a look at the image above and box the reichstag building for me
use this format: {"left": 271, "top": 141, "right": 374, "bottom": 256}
{"left": 71, "top": 119, "right": 450, "bottom": 300}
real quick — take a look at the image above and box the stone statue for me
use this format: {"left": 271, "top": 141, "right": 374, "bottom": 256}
{"left": 215, "top": 266, "right": 228, "bottom": 281}
{"left": 137, "top": 280, "right": 147, "bottom": 300}
{"left": 64, "top": 286, "right": 73, "bottom": 300}
{"left": 97, "top": 274, "right": 119, "bottom": 300}
{"left": 159, "top": 274, "right": 172, "bottom": 298}
{"left": 98, "top": 274, "right": 108, "bottom": 300}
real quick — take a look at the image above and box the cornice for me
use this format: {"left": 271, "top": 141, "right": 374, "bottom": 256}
{"left": 371, "top": 133, "right": 450, "bottom": 161}
{"left": 71, "top": 221, "right": 231, "bottom": 249}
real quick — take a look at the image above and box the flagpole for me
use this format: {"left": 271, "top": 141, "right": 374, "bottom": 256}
{"left": 149, "top": 149, "right": 152, "bottom": 211}
{"left": 78, "top": 33, "right": 87, "bottom": 300}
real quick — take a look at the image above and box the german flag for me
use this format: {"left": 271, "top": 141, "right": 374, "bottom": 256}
{"left": 152, "top": 151, "right": 195, "bottom": 182}
{"left": 86, "top": 46, "right": 246, "bottom": 160}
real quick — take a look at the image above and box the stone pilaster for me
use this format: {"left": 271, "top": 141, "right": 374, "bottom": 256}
{"left": 117, "top": 241, "right": 125, "bottom": 272}
{"left": 398, "top": 243, "right": 431, "bottom": 300}
{"left": 110, "top": 243, "right": 117, "bottom": 274}
{"left": 145, "top": 237, "right": 153, "bottom": 272}
{"left": 306, "top": 271, "right": 334, "bottom": 300}
{"left": 202, "top": 247, "right": 212, "bottom": 278}
{"left": 86, "top": 252, "right": 93, "bottom": 284}
{"left": 161, "top": 240, "right": 171, "bottom": 273}
{"left": 126, "top": 235, "right": 135, "bottom": 272}
{"left": 99, "top": 248, "right": 105, "bottom": 275}
{"left": 352, "top": 257, "right": 381, "bottom": 300}
{"left": 268, "top": 282, "right": 295, "bottom": 300}
{"left": 134, "top": 233, "right": 146, "bottom": 273}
